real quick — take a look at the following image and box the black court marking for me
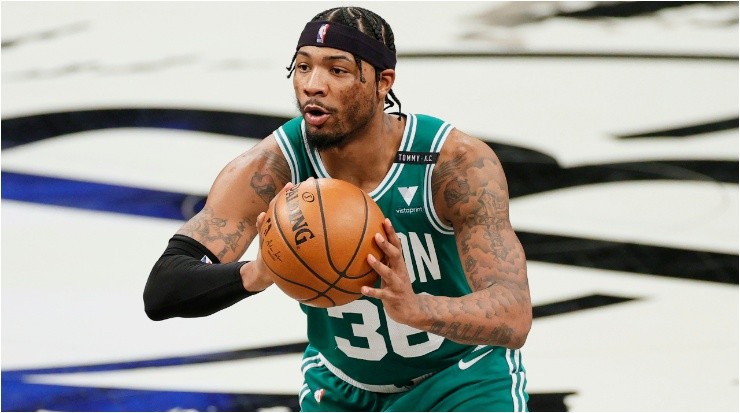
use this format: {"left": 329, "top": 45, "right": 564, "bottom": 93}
{"left": 617, "top": 117, "right": 739, "bottom": 139}
{"left": 527, "top": 392, "right": 577, "bottom": 412}
{"left": 533, "top": 294, "right": 638, "bottom": 319}
{"left": 1, "top": 21, "right": 90, "bottom": 49}
{"left": 396, "top": 51, "right": 738, "bottom": 61}
{"left": 3, "top": 109, "right": 737, "bottom": 187}
{"left": 519, "top": 231, "right": 739, "bottom": 285}
{"left": 487, "top": 141, "right": 739, "bottom": 196}
{"left": 0, "top": 108, "right": 290, "bottom": 150}
{"left": 554, "top": 1, "right": 719, "bottom": 19}
{"left": 3, "top": 111, "right": 736, "bottom": 190}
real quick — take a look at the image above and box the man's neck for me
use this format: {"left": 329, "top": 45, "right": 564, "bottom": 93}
{"left": 318, "top": 112, "right": 405, "bottom": 192}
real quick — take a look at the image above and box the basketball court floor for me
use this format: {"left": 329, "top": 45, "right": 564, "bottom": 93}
{"left": 2, "top": 2, "right": 738, "bottom": 411}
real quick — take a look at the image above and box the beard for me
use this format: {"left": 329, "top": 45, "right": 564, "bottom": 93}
{"left": 298, "top": 95, "right": 378, "bottom": 151}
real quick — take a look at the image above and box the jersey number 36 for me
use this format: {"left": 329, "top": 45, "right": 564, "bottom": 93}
{"left": 327, "top": 297, "right": 444, "bottom": 360}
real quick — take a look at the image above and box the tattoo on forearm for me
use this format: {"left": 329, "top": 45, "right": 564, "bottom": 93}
{"left": 176, "top": 146, "right": 289, "bottom": 261}
{"left": 210, "top": 217, "right": 227, "bottom": 228}
{"left": 420, "top": 284, "right": 527, "bottom": 346}
{"left": 429, "top": 320, "right": 514, "bottom": 346}
{"left": 426, "top": 146, "right": 529, "bottom": 347}
{"left": 178, "top": 206, "right": 250, "bottom": 260}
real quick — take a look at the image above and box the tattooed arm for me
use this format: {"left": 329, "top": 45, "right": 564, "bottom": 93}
{"left": 363, "top": 129, "right": 531, "bottom": 348}
{"left": 143, "top": 135, "right": 292, "bottom": 320}
{"left": 175, "top": 135, "right": 292, "bottom": 292}
{"left": 143, "top": 136, "right": 290, "bottom": 321}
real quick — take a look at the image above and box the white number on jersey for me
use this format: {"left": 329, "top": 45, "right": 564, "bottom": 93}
{"left": 327, "top": 294, "right": 445, "bottom": 361}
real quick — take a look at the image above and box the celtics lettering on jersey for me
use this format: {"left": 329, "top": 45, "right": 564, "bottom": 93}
{"left": 397, "top": 232, "right": 440, "bottom": 283}
{"left": 392, "top": 185, "right": 442, "bottom": 283}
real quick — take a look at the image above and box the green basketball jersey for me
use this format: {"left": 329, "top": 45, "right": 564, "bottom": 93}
{"left": 273, "top": 114, "right": 480, "bottom": 389}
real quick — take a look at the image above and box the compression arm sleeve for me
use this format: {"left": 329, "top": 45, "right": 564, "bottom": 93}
{"left": 143, "top": 234, "right": 257, "bottom": 321}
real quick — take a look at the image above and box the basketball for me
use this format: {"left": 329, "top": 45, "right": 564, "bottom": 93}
{"left": 259, "top": 178, "right": 385, "bottom": 308}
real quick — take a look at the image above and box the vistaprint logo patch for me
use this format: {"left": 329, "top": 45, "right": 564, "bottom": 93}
{"left": 396, "top": 186, "right": 423, "bottom": 214}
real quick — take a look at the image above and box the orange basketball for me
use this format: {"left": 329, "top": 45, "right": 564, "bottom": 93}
{"left": 259, "top": 177, "right": 385, "bottom": 308}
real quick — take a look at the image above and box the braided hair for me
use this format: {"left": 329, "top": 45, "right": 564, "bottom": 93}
{"left": 287, "top": 7, "right": 402, "bottom": 116}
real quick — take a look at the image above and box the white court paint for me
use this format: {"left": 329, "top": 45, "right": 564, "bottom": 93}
{"left": 2, "top": 1, "right": 737, "bottom": 411}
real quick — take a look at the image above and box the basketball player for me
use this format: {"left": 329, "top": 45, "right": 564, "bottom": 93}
{"left": 144, "top": 6, "right": 532, "bottom": 411}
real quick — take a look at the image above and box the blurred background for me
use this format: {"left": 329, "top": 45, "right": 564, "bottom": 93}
{"left": 1, "top": 1, "right": 737, "bottom": 411}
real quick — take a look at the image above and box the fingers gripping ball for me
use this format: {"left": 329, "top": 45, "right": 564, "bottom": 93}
{"left": 259, "top": 178, "right": 385, "bottom": 307}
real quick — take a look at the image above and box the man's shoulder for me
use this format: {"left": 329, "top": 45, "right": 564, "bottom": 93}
{"left": 410, "top": 113, "right": 448, "bottom": 126}
{"left": 408, "top": 113, "right": 455, "bottom": 148}
{"left": 279, "top": 116, "right": 304, "bottom": 132}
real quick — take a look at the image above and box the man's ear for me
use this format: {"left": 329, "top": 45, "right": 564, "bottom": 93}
{"left": 377, "top": 68, "right": 396, "bottom": 98}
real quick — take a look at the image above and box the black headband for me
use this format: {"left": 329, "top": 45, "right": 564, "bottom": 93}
{"left": 296, "top": 20, "right": 396, "bottom": 70}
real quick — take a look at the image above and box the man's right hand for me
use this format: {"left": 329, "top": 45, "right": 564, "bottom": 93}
{"left": 240, "top": 182, "right": 295, "bottom": 293}
{"left": 240, "top": 211, "right": 275, "bottom": 293}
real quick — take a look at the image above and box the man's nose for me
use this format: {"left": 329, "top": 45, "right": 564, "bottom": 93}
{"left": 303, "top": 70, "right": 328, "bottom": 96}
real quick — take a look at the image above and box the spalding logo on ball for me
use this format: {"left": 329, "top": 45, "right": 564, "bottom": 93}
{"left": 260, "top": 177, "right": 386, "bottom": 307}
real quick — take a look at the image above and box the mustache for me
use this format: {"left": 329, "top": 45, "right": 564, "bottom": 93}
{"left": 299, "top": 99, "right": 335, "bottom": 114}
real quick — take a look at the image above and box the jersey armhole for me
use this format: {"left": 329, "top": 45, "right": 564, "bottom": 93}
{"left": 424, "top": 122, "right": 455, "bottom": 235}
{"left": 273, "top": 125, "right": 299, "bottom": 184}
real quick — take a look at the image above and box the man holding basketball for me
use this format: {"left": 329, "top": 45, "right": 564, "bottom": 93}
{"left": 144, "top": 6, "right": 531, "bottom": 412}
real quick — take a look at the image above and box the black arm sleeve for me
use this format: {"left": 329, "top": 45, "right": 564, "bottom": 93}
{"left": 143, "top": 234, "right": 257, "bottom": 321}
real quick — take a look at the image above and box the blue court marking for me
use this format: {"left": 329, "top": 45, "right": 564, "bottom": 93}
{"left": 1, "top": 342, "right": 308, "bottom": 411}
{"left": 1, "top": 171, "right": 205, "bottom": 221}
{"left": 0, "top": 382, "right": 299, "bottom": 412}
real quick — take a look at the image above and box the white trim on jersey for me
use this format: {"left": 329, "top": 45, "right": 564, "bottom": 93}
{"left": 298, "top": 383, "right": 311, "bottom": 409}
{"left": 301, "top": 121, "right": 332, "bottom": 179}
{"left": 301, "top": 354, "right": 324, "bottom": 374}
{"left": 299, "top": 355, "right": 324, "bottom": 408}
{"left": 298, "top": 113, "right": 417, "bottom": 201}
{"left": 273, "top": 126, "right": 299, "bottom": 184}
{"left": 317, "top": 352, "right": 433, "bottom": 394}
{"left": 424, "top": 122, "right": 455, "bottom": 234}
{"left": 369, "top": 113, "right": 416, "bottom": 201}
{"left": 506, "top": 349, "right": 527, "bottom": 412}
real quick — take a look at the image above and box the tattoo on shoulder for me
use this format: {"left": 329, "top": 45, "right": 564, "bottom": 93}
{"left": 251, "top": 171, "right": 277, "bottom": 205}
{"left": 251, "top": 149, "right": 291, "bottom": 204}
{"left": 431, "top": 153, "right": 466, "bottom": 196}
{"left": 434, "top": 151, "right": 501, "bottom": 208}
{"left": 444, "top": 177, "right": 470, "bottom": 208}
